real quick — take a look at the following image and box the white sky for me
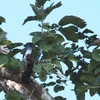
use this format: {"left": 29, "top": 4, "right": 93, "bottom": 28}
{"left": 0, "top": 0, "right": 100, "bottom": 100}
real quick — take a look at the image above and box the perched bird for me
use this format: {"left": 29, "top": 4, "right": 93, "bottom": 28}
{"left": 21, "top": 42, "right": 33, "bottom": 70}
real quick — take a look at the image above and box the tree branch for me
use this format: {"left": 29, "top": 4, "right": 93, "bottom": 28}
{"left": 0, "top": 67, "right": 55, "bottom": 100}
{"left": 0, "top": 45, "right": 10, "bottom": 54}
{"left": 0, "top": 79, "right": 37, "bottom": 100}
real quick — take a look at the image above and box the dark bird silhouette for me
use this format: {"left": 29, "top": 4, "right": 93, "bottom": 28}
{"left": 21, "top": 42, "right": 33, "bottom": 70}
{"left": 20, "top": 42, "right": 34, "bottom": 83}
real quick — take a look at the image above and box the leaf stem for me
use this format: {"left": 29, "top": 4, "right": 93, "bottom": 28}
{"left": 41, "top": 21, "right": 43, "bottom": 33}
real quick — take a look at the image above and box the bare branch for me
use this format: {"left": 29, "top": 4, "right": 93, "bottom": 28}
{"left": 0, "top": 67, "right": 55, "bottom": 100}
{"left": 0, "top": 79, "right": 37, "bottom": 100}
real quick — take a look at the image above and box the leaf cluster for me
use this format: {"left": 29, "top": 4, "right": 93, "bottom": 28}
{"left": 0, "top": 20, "right": 23, "bottom": 70}
{"left": 1, "top": 0, "right": 100, "bottom": 100}
{"left": 22, "top": 1, "right": 100, "bottom": 100}
{"left": 5, "top": 90, "right": 25, "bottom": 100}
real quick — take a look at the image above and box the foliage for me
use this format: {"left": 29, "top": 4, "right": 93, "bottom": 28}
{"left": 5, "top": 90, "right": 25, "bottom": 100}
{"left": 0, "top": 0, "right": 100, "bottom": 100}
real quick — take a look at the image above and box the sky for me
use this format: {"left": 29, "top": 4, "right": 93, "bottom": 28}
{"left": 0, "top": 0, "right": 100, "bottom": 100}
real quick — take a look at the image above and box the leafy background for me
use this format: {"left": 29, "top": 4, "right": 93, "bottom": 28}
{"left": 0, "top": 0, "right": 100, "bottom": 100}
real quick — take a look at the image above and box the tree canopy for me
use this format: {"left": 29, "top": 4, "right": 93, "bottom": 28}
{"left": 0, "top": 0, "right": 100, "bottom": 100}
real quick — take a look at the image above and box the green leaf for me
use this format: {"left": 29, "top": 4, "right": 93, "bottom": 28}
{"left": 76, "top": 85, "right": 88, "bottom": 94}
{"left": 35, "top": 2, "right": 62, "bottom": 21}
{"left": 59, "top": 26, "right": 78, "bottom": 42}
{"left": 92, "top": 49, "right": 100, "bottom": 61}
{"left": 58, "top": 15, "right": 86, "bottom": 28}
{"left": 5, "top": 90, "right": 25, "bottom": 100}
{"left": 42, "top": 51, "right": 51, "bottom": 59}
{"left": 30, "top": 4, "right": 42, "bottom": 20}
{"left": 43, "top": 63, "right": 54, "bottom": 71}
{"left": 30, "top": 32, "right": 42, "bottom": 36}
{"left": 0, "top": 31, "right": 7, "bottom": 42}
{"left": 62, "top": 50, "right": 74, "bottom": 58}
{"left": 45, "top": 37, "right": 55, "bottom": 43}
{"left": 9, "top": 49, "right": 22, "bottom": 57}
{"left": 94, "top": 76, "right": 100, "bottom": 85}
{"left": 0, "top": 16, "right": 5, "bottom": 25}
{"left": 42, "top": 32, "right": 56, "bottom": 42}
{"left": 54, "top": 85, "right": 64, "bottom": 93}
{"left": 89, "top": 88, "right": 97, "bottom": 96}
{"left": 39, "top": 41, "right": 53, "bottom": 52}
{"left": 33, "top": 64, "right": 42, "bottom": 73}
{"left": 9, "top": 57, "right": 21, "bottom": 70}
{"left": 52, "top": 44, "right": 64, "bottom": 54}
{"left": 39, "top": 69, "right": 47, "bottom": 82}
{"left": 83, "top": 52, "right": 92, "bottom": 59}
{"left": 56, "top": 79, "right": 66, "bottom": 84}
{"left": 3, "top": 40, "right": 12, "bottom": 46}
{"left": 69, "top": 54, "right": 79, "bottom": 62}
{"left": 0, "top": 28, "right": 3, "bottom": 32}
{"left": 65, "top": 70, "right": 72, "bottom": 76}
{"left": 64, "top": 59, "right": 73, "bottom": 70}
{"left": 44, "top": 2, "right": 62, "bottom": 15}
{"left": 31, "top": 2, "right": 62, "bottom": 21}
{"left": 42, "top": 23, "right": 50, "bottom": 30}
{"left": 88, "top": 60, "right": 99, "bottom": 72}
{"left": 48, "top": 82, "right": 56, "bottom": 86}
{"left": 35, "top": 0, "right": 47, "bottom": 8}
{"left": 55, "top": 34, "right": 64, "bottom": 43}
{"left": 32, "top": 35, "right": 41, "bottom": 43}
{"left": 0, "top": 54, "right": 8, "bottom": 67}
{"left": 32, "top": 46, "right": 40, "bottom": 59}
{"left": 7, "top": 43, "right": 23, "bottom": 49}
{"left": 46, "top": 31, "right": 55, "bottom": 37}
{"left": 80, "top": 75, "right": 95, "bottom": 84}
{"left": 95, "top": 68, "right": 100, "bottom": 74}
{"left": 51, "top": 57, "right": 62, "bottom": 69}
{"left": 83, "top": 28, "right": 94, "bottom": 34}
{"left": 76, "top": 92, "right": 85, "bottom": 100}
{"left": 54, "top": 96, "right": 66, "bottom": 100}
{"left": 23, "top": 16, "right": 37, "bottom": 25}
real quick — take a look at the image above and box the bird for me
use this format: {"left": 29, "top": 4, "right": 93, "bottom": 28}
{"left": 20, "top": 42, "right": 33, "bottom": 70}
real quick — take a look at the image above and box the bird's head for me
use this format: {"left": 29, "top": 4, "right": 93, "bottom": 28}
{"left": 24, "top": 42, "right": 33, "bottom": 48}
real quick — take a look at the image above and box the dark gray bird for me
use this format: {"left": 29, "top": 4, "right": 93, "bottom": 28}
{"left": 21, "top": 42, "right": 33, "bottom": 70}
